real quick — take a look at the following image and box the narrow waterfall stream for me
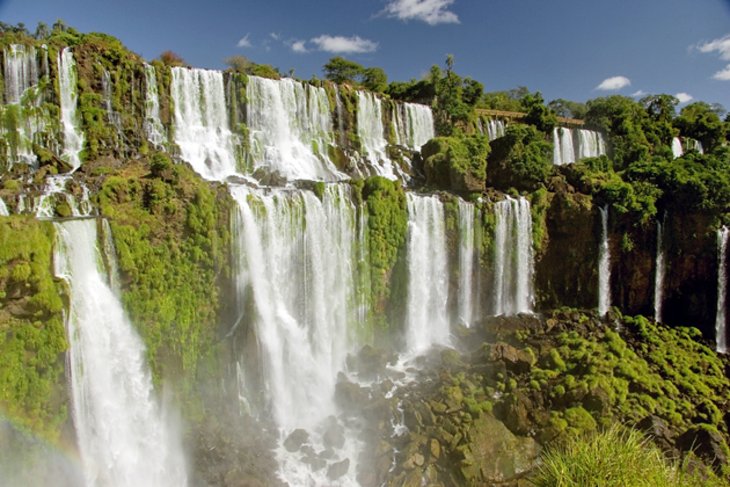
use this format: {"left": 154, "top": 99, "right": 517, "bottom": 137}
{"left": 598, "top": 205, "right": 611, "bottom": 316}
{"left": 493, "top": 196, "right": 534, "bottom": 315}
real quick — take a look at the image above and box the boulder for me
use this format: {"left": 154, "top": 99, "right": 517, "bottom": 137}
{"left": 283, "top": 429, "right": 309, "bottom": 452}
{"left": 677, "top": 425, "right": 729, "bottom": 471}
{"left": 327, "top": 458, "right": 350, "bottom": 481}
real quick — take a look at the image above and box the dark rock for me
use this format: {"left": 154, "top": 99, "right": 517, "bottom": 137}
{"left": 496, "top": 392, "right": 534, "bottom": 436}
{"left": 335, "top": 375, "right": 369, "bottom": 412}
{"left": 283, "top": 429, "right": 309, "bottom": 452}
{"left": 327, "top": 458, "right": 350, "bottom": 480}
{"left": 677, "top": 425, "right": 729, "bottom": 471}
{"left": 322, "top": 417, "right": 345, "bottom": 450}
{"left": 582, "top": 386, "right": 611, "bottom": 415}
{"left": 486, "top": 342, "right": 535, "bottom": 373}
{"left": 636, "top": 415, "right": 676, "bottom": 454}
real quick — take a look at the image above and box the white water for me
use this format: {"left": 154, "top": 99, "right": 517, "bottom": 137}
{"left": 53, "top": 219, "right": 187, "bottom": 487}
{"left": 4, "top": 44, "right": 39, "bottom": 104}
{"left": 689, "top": 138, "right": 704, "bottom": 154}
{"left": 654, "top": 218, "right": 666, "bottom": 322}
{"left": 485, "top": 118, "right": 505, "bottom": 141}
{"left": 357, "top": 91, "right": 397, "bottom": 179}
{"left": 457, "top": 199, "right": 476, "bottom": 327}
{"left": 553, "top": 127, "right": 606, "bottom": 165}
{"left": 0, "top": 197, "right": 8, "bottom": 216}
{"left": 333, "top": 85, "right": 347, "bottom": 147}
{"left": 716, "top": 227, "right": 728, "bottom": 354}
{"left": 57, "top": 48, "right": 84, "bottom": 171}
{"left": 246, "top": 76, "right": 344, "bottom": 182}
{"left": 671, "top": 137, "right": 683, "bottom": 159}
{"left": 404, "top": 193, "right": 450, "bottom": 353}
{"left": 143, "top": 64, "right": 166, "bottom": 149}
{"left": 493, "top": 196, "right": 534, "bottom": 315}
{"left": 392, "top": 102, "right": 435, "bottom": 151}
{"left": 598, "top": 205, "right": 611, "bottom": 316}
{"left": 170, "top": 67, "right": 239, "bottom": 180}
{"left": 101, "top": 70, "right": 122, "bottom": 131}
{"left": 34, "top": 175, "right": 92, "bottom": 219}
{"left": 230, "top": 184, "right": 360, "bottom": 485}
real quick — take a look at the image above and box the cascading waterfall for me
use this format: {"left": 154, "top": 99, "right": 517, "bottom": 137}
{"left": 0, "top": 197, "right": 8, "bottom": 216}
{"left": 493, "top": 196, "right": 534, "bottom": 316}
{"left": 553, "top": 127, "right": 606, "bottom": 165}
{"left": 671, "top": 137, "right": 683, "bottom": 159}
{"left": 170, "top": 67, "right": 239, "bottom": 180}
{"left": 404, "top": 193, "right": 450, "bottom": 353}
{"left": 654, "top": 217, "right": 666, "bottom": 322}
{"left": 598, "top": 205, "right": 611, "bottom": 316}
{"left": 101, "top": 69, "right": 122, "bottom": 132}
{"left": 143, "top": 64, "right": 166, "bottom": 149}
{"left": 392, "top": 102, "right": 435, "bottom": 151}
{"left": 34, "top": 175, "right": 91, "bottom": 218}
{"left": 486, "top": 118, "right": 506, "bottom": 141}
{"left": 457, "top": 199, "right": 476, "bottom": 327}
{"left": 716, "top": 227, "right": 728, "bottom": 354}
{"left": 357, "top": 91, "right": 397, "bottom": 179}
{"left": 246, "top": 76, "right": 344, "bottom": 181}
{"left": 57, "top": 48, "right": 84, "bottom": 171}
{"left": 4, "top": 44, "right": 39, "bottom": 104}
{"left": 53, "top": 219, "right": 187, "bottom": 487}
{"left": 230, "top": 184, "right": 361, "bottom": 485}
{"left": 334, "top": 85, "right": 347, "bottom": 147}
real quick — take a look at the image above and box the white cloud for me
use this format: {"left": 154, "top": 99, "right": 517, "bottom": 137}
{"left": 631, "top": 90, "right": 647, "bottom": 98}
{"left": 310, "top": 35, "right": 378, "bottom": 54}
{"left": 383, "top": 0, "right": 459, "bottom": 25}
{"left": 696, "top": 34, "right": 730, "bottom": 61}
{"left": 270, "top": 32, "right": 281, "bottom": 41}
{"left": 713, "top": 64, "right": 730, "bottom": 81}
{"left": 595, "top": 76, "right": 631, "bottom": 91}
{"left": 236, "top": 34, "right": 252, "bottom": 48}
{"left": 291, "top": 40, "right": 308, "bottom": 53}
{"left": 675, "top": 92, "right": 693, "bottom": 103}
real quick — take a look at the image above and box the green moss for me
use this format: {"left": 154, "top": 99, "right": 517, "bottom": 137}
{"left": 0, "top": 217, "right": 67, "bottom": 441}
{"left": 421, "top": 135, "right": 489, "bottom": 192}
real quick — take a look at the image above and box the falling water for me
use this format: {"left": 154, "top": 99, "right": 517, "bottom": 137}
{"left": 0, "top": 197, "right": 8, "bottom": 216}
{"left": 486, "top": 118, "right": 505, "bottom": 141}
{"left": 246, "top": 76, "right": 344, "bottom": 181}
{"left": 357, "top": 91, "right": 397, "bottom": 179}
{"left": 576, "top": 129, "right": 606, "bottom": 159}
{"left": 493, "top": 196, "right": 534, "bottom": 316}
{"left": 689, "top": 138, "right": 704, "bottom": 154}
{"left": 170, "top": 67, "right": 239, "bottom": 180}
{"left": 142, "top": 64, "right": 166, "bottom": 149}
{"left": 553, "top": 127, "right": 575, "bottom": 165}
{"left": 598, "top": 205, "right": 611, "bottom": 316}
{"left": 34, "top": 175, "right": 91, "bottom": 219}
{"left": 333, "top": 85, "right": 347, "bottom": 147}
{"left": 457, "top": 199, "right": 476, "bottom": 326}
{"left": 230, "top": 184, "right": 361, "bottom": 485}
{"left": 404, "top": 193, "right": 450, "bottom": 353}
{"left": 654, "top": 217, "right": 666, "bottom": 322}
{"left": 4, "top": 44, "right": 39, "bottom": 104}
{"left": 57, "top": 48, "right": 84, "bottom": 171}
{"left": 716, "top": 227, "right": 728, "bottom": 354}
{"left": 671, "top": 137, "right": 683, "bottom": 159}
{"left": 553, "top": 127, "right": 606, "bottom": 164}
{"left": 392, "top": 102, "right": 435, "bottom": 151}
{"left": 53, "top": 219, "right": 187, "bottom": 487}
{"left": 101, "top": 69, "right": 122, "bottom": 132}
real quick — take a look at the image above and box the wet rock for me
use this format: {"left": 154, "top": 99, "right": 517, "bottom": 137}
{"left": 496, "top": 391, "right": 534, "bottom": 436}
{"left": 327, "top": 458, "right": 350, "bottom": 480}
{"left": 637, "top": 415, "right": 676, "bottom": 454}
{"left": 487, "top": 342, "right": 535, "bottom": 373}
{"left": 677, "top": 425, "right": 729, "bottom": 471}
{"left": 283, "top": 429, "right": 309, "bottom": 452}
{"left": 322, "top": 417, "right": 345, "bottom": 450}
{"left": 429, "top": 438, "right": 441, "bottom": 460}
{"left": 335, "top": 375, "right": 369, "bottom": 412}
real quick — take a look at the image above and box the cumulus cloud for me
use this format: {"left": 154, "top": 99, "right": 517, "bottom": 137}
{"left": 291, "top": 40, "right": 308, "bottom": 53}
{"left": 310, "top": 35, "right": 378, "bottom": 54}
{"left": 270, "top": 32, "right": 281, "bottom": 41}
{"left": 595, "top": 76, "right": 631, "bottom": 91}
{"left": 675, "top": 92, "right": 693, "bottom": 103}
{"left": 383, "top": 0, "right": 459, "bottom": 25}
{"left": 696, "top": 34, "right": 730, "bottom": 60}
{"left": 631, "top": 90, "right": 647, "bottom": 98}
{"left": 236, "top": 34, "right": 252, "bottom": 48}
{"left": 713, "top": 64, "right": 730, "bottom": 81}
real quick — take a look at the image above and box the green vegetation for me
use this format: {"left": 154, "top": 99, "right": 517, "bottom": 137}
{"left": 422, "top": 135, "right": 489, "bottom": 192}
{"left": 323, "top": 56, "right": 388, "bottom": 92}
{"left": 0, "top": 218, "right": 67, "bottom": 440}
{"left": 488, "top": 124, "right": 553, "bottom": 191}
{"left": 532, "top": 424, "right": 723, "bottom": 487}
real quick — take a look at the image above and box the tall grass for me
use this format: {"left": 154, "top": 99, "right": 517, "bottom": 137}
{"left": 531, "top": 424, "right": 723, "bottom": 487}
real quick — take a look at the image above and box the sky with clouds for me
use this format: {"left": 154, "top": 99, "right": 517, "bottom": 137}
{"left": 1, "top": 0, "right": 729, "bottom": 110}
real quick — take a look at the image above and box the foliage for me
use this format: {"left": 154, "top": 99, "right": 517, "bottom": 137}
{"left": 674, "top": 102, "right": 727, "bottom": 152}
{"left": 521, "top": 92, "right": 557, "bottom": 134}
{"left": 421, "top": 135, "right": 489, "bottom": 192}
{"left": 532, "top": 424, "right": 723, "bottom": 487}
{"left": 0, "top": 218, "right": 67, "bottom": 440}
{"left": 548, "top": 98, "right": 587, "bottom": 119}
{"left": 429, "top": 56, "right": 483, "bottom": 135}
{"left": 480, "top": 87, "right": 529, "bottom": 112}
{"left": 488, "top": 124, "right": 553, "bottom": 191}
{"left": 322, "top": 57, "right": 388, "bottom": 93}
{"left": 158, "top": 50, "right": 186, "bottom": 67}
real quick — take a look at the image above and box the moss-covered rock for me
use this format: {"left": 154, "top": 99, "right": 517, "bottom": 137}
{"left": 422, "top": 135, "right": 488, "bottom": 192}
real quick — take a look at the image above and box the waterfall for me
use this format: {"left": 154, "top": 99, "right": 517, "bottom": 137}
{"left": 357, "top": 91, "right": 397, "bottom": 179}
{"left": 34, "top": 175, "right": 92, "bottom": 218}
{"left": 688, "top": 138, "right": 704, "bottom": 154}
{"left": 53, "top": 219, "right": 187, "bottom": 487}
{"left": 404, "top": 193, "right": 450, "bottom": 353}
{"left": 493, "top": 196, "right": 534, "bottom": 316}
{"left": 553, "top": 127, "right": 606, "bottom": 164}
{"left": 143, "top": 64, "right": 166, "bottom": 149}
{"left": 671, "top": 137, "right": 683, "bottom": 159}
{"left": 246, "top": 76, "right": 344, "bottom": 182}
{"left": 716, "top": 227, "right": 728, "bottom": 354}
{"left": 392, "top": 102, "right": 435, "bottom": 151}
{"left": 486, "top": 118, "right": 505, "bottom": 141}
{"left": 333, "top": 85, "right": 347, "bottom": 147}
{"left": 170, "top": 67, "right": 239, "bottom": 180}
{"left": 0, "top": 197, "right": 8, "bottom": 216}
{"left": 57, "top": 48, "right": 84, "bottom": 171}
{"left": 101, "top": 69, "right": 122, "bottom": 132}
{"left": 230, "top": 184, "right": 360, "bottom": 485}
{"left": 598, "top": 205, "right": 611, "bottom": 316}
{"left": 4, "top": 44, "right": 39, "bottom": 104}
{"left": 654, "top": 218, "right": 666, "bottom": 322}
{"left": 457, "top": 199, "right": 476, "bottom": 327}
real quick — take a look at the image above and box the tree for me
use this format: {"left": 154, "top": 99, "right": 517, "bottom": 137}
{"left": 548, "top": 98, "right": 588, "bottom": 119}
{"left": 586, "top": 96, "right": 652, "bottom": 168}
{"left": 323, "top": 57, "right": 363, "bottom": 84}
{"left": 521, "top": 92, "right": 557, "bottom": 134}
{"left": 641, "top": 94, "right": 679, "bottom": 146}
{"left": 159, "top": 50, "right": 186, "bottom": 67}
{"left": 462, "top": 78, "right": 484, "bottom": 107}
{"left": 224, "top": 55, "right": 251, "bottom": 73}
{"left": 34, "top": 22, "right": 49, "bottom": 40}
{"left": 361, "top": 67, "right": 388, "bottom": 93}
{"left": 674, "top": 102, "right": 726, "bottom": 151}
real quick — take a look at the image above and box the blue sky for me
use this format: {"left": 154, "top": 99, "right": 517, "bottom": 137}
{"left": 2, "top": 0, "right": 730, "bottom": 110}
